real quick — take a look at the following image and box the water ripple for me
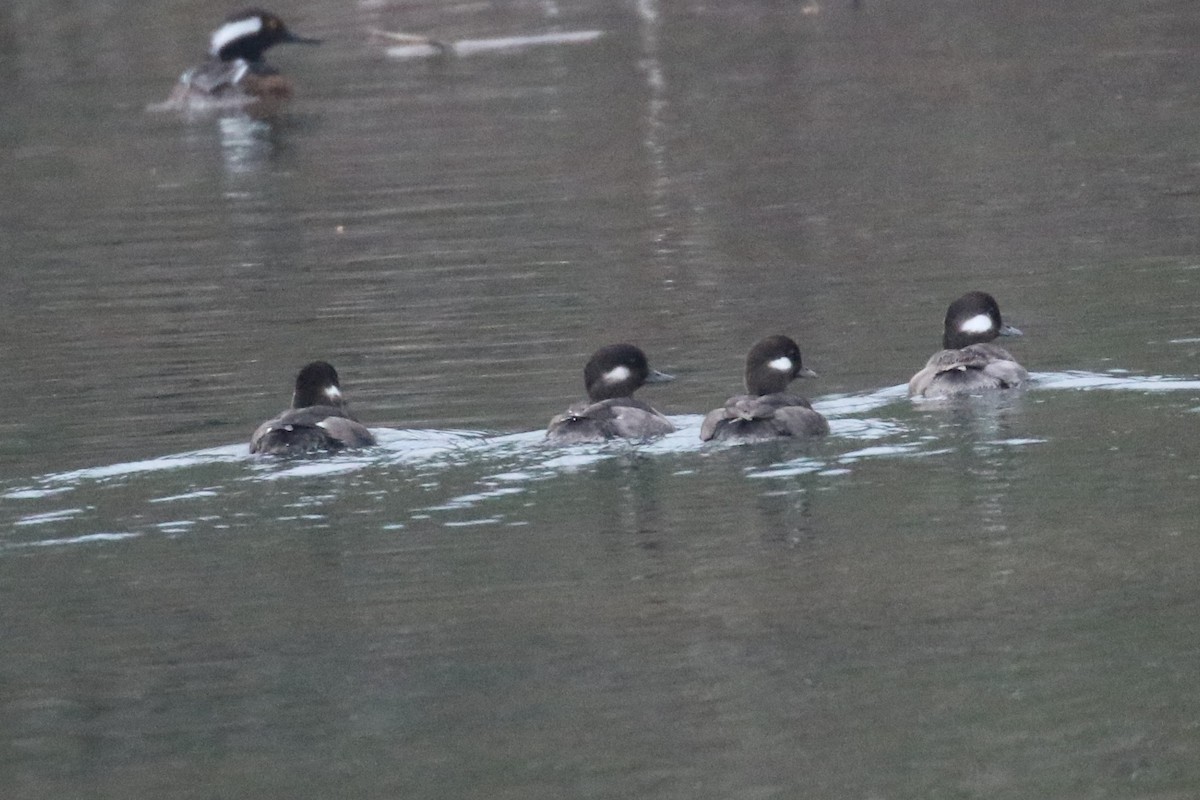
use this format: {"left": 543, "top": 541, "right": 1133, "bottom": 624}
{"left": 2, "top": 370, "right": 1198, "bottom": 547}
{"left": 1033, "top": 370, "right": 1200, "bottom": 392}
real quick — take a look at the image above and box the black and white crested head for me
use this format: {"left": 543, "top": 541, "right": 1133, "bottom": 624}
{"left": 209, "top": 8, "right": 321, "bottom": 62}
{"left": 583, "top": 343, "right": 674, "bottom": 402}
{"left": 291, "top": 360, "right": 345, "bottom": 409}
{"left": 942, "top": 291, "right": 1022, "bottom": 350}
{"left": 744, "top": 335, "right": 817, "bottom": 395}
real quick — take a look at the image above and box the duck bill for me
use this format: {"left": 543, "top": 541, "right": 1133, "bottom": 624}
{"left": 997, "top": 324, "right": 1023, "bottom": 338}
{"left": 644, "top": 369, "right": 674, "bottom": 385}
{"left": 797, "top": 366, "right": 818, "bottom": 379}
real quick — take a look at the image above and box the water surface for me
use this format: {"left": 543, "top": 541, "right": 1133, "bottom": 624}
{"left": 3, "top": 1, "right": 1200, "bottom": 797}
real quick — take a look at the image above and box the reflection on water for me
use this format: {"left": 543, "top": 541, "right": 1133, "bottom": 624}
{"left": 217, "top": 115, "right": 275, "bottom": 174}
{"left": 2, "top": 370, "right": 1195, "bottom": 543}
{"left": 4, "top": 371, "right": 1199, "bottom": 797}
{"left": 5, "top": 0, "right": 1200, "bottom": 797}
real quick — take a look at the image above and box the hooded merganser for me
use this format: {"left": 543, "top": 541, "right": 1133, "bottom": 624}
{"left": 700, "top": 335, "right": 829, "bottom": 442}
{"left": 169, "top": 9, "right": 321, "bottom": 107}
{"left": 909, "top": 291, "right": 1028, "bottom": 398}
{"left": 547, "top": 344, "right": 676, "bottom": 443}
{"left": 250, "top": 361, "right": 376, "bottom": 455}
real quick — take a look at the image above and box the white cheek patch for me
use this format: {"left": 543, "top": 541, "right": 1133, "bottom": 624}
{"left": 324, "top": 386, "right": 342, "bottom": 401}
{"left": 603, "top": 365, "right": 632, "bottom": 383}
{"left": 960, "top": 313, "right": 995, "bottom": 334}
{"left": 211, "top": 17, "right": 264, "bottom": 56}
{"left": 767, "top": 356, "right": 794, "bottom": 373}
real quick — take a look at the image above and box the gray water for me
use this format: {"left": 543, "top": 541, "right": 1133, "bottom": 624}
{"left": 3, "top": 1, "right": 1200, "bottom": 797}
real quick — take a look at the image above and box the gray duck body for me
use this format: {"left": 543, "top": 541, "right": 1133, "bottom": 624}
{"left": 701, "top": 335, "right": 829, "bottom": 442}
{"left": 909, "top": 291, "right": 1028, "bottom": 398}
{"left": 250, "top": 361, "right": 375, "bottom": 455}
{"left": 547, "top": 344, "right": 675, "bottom": 443}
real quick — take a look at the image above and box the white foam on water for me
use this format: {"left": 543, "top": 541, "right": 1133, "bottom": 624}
{"left": 1033, "top": 370, "right": 1200, "bottom": 392}
{"left": 5, "top": 532, "right": 141, "bottom": 550}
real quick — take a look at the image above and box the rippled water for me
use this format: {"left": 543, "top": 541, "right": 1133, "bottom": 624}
{"left": 3, "top": 370, "right": 1198, "bottom": 538}
{"left": 4, "top": 1, "right": 1200, "bottom": 797}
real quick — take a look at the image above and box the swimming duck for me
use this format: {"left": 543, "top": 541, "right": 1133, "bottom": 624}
{"left": 700, "top": 335, "right": 829, "bottom": 441}
{"left": 909, "top": 291, "right": 1028, "bottom": 398}
{"left": 547, "top": 344, "right": 675, "bottom": 443}
{"left": 169, "top": 9, "right": 321, "bottom": 107}
{"left": 250, "top": 361, "right": 375, "bottom": 455}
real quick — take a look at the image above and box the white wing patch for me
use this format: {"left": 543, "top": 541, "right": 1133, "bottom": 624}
{"left": 603, "top": 365, "right": 631, "bottom": 383}
{"left": 210, "top": 16, "right": 264, "bottom": 56}
{"left": 960, "top": 313, "right": 994, "bottom": 334}
{"left": 767, "top": 356, "right": 793, "bottom": 372}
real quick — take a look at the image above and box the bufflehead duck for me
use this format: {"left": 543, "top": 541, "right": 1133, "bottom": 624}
{"left": 250, "top": 361, "right": 376, "bottom": 455}
{"left": 547, "top": 344, "right": 676, "bottom": 443}
{"left": 909, "top": 291, "right": 1028, "bottom": 398}
{"left": 169, "top": 9, "right": 321, "bottom": 107}
{"left": 700, "top": 335, "right": 829, "bottom": 442}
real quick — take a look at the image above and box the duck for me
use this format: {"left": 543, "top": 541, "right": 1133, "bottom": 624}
{"left": 168, "top": 9, "right": 321, "bottom": 107}
{"left": 909, "top": 291, "right": 1028, "bottom": 398}
{"left": 250, "top": 361, "right": 376, "bottom": 455}
{"left": 700, "top": 335, "right": 829, "bottom": 442}
{"left": 546, "top": 344, "right": 675, "bottom": 443}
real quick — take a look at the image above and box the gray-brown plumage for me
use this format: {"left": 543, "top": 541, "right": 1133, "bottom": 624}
{"left": 700, "top": 335, "right": 829, "bottom": 442}
{"left": 909, "top": 291, "right": 1028, "bottom": 398}
{"left": 250, "top": 361, "right": 376, "bottom": 455}
{"left": 547, "top": 344, "right": 675, "bottom": 443}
